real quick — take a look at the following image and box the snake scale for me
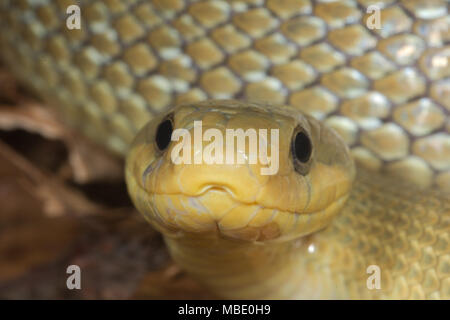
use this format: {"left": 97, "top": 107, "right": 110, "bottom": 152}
{"left": 0, "top": 0, "right": 449, "bottom": 299}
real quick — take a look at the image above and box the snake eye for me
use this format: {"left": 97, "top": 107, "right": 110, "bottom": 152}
{"left": 293, "top": 131, "right": 312, "bottom": 163}
{"left": 155, "top": 116, "right": 173, "bottom": 151}
{"left": 292, "top": 128, "right": 312, "bottom": 175}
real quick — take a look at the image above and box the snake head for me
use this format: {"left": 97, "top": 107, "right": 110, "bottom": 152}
{"left": 125, "top": 100, "right": 355, "bottom": 242}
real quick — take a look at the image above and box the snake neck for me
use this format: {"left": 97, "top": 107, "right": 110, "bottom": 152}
{"left": 164, "top": 233, "right": 328, "bottom": 299}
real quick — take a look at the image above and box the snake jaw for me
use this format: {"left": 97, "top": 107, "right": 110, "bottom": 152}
{"left": 127, "top": 174, "right": 350, "bottom": 242}
{"left": 126, "top": 100, "right": 355, "bottom": 242}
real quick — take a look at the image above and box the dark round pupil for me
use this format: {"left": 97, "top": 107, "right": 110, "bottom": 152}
{"left": 155, "top": 119, "right": 173, "bottom": 151}
{"left": 293, "top": 132, "right": 312, "bottom": 163}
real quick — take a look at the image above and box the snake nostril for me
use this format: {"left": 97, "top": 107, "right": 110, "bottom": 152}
{"left": 200, "top": 185, "right": 235, "bottom": 198}
{"left": 208, "top": 186, "right": 228, "bottom": 193}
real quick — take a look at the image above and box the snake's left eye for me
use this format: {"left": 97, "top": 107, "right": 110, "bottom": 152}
{"left": 291, "top": 127, "right": 312, "bottom": 175}
{"left": 293, "top": 131, "right": 312, "bottom": 163}
{"left": 155, "top": 116, "right": 173, "bottom": 151}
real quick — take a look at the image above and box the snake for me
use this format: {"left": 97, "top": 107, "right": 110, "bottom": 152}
{"left": 0, "top": 0, "right": 449, "bottom": 299}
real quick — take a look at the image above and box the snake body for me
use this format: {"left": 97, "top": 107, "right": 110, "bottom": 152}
{"left": 0, "top": 0, "right": 449, "bottom": 299}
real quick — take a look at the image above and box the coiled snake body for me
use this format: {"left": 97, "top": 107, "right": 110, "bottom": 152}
{"left": 0, "top": 0, "right": 449, "bottom": 299}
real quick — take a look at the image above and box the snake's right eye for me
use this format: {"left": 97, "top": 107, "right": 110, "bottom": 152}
{"left": 155, "top": 116, "right": 173, "bottom": 151}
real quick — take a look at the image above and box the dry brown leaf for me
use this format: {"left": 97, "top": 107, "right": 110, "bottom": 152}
{"left": 0, "top": 139, "right": 101, "bottom": 216}
{"left": 0, "top": 103, "right": 123, "bottom": 183}
{"left": 0, "top": 213, "right": 79, "bottom": 283}
{"left": 0, "top": 159, "right": 81, "bottom": 283}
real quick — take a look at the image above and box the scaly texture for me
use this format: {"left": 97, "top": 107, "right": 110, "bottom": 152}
{"left": 0, "top": 0, "right": 448, "bottom": 189}
{"left": 0, "top": 0, "right": 449, "bottom": 299}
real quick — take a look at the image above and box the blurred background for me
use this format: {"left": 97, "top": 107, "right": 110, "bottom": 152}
{"left": 0, "top": 63, "right": 211, "bottom": 299}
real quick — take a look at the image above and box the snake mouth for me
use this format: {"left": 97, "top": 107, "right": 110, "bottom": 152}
{"left": 132, "top": 179, "right": 349, "bottom": 242}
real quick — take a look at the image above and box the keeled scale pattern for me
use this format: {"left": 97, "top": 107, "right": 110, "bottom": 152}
{"left": 0, "top": 0, "right": 449, "bottom": 190}
{"left": 305, "top": 167, "right": 450, "bottom": 299}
